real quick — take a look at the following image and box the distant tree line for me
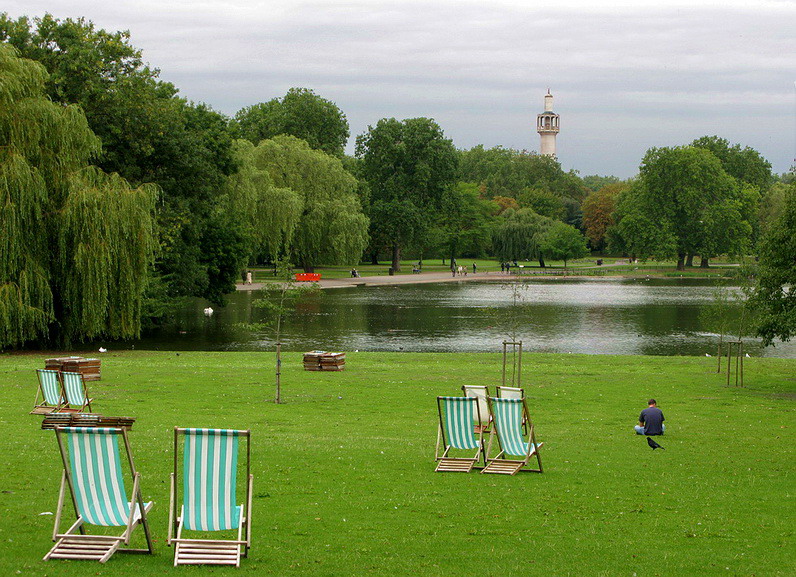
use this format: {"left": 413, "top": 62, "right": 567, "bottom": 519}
{"left": 1, "top": 13, "right": 793, "bottom": 348}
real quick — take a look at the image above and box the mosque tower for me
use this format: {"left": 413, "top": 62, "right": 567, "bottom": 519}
{"left": 536, "top": 90, "right": 559, "bottom": 157}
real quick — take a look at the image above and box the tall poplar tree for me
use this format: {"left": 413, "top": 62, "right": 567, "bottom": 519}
{"left": 0, "top": 45, "right": 156, "bottom": 348}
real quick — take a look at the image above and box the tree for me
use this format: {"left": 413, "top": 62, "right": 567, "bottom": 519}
{"left": 748, "top": 186, "right": 796, "bottom": 344}
{"left": 430, "top": 182, "right": 499, "bottom": 261}
{"left": 356, "top": 117, "right": 458, "bottom": 271}
{"left": 539, "top": 222, "right": 589, "bottom": 269}
{"left": 581, "top": 182, "right": 627, "bottom": 251}
{"left": 2, "top": 14, "right": 244, "bottom": 307}
{"left": 492, "top": 208, "right": 554, "bottom": 267}
{"left": 0, "top": 44, "right": 156, "bottom": 348}
{"left": 253, "top": 135, "right": 369, "bottom": 271}
{"left": 691, "top": 136, "right": 773, "bottom": 193}
{"left": 231, "top": 88, "right": 349, "bottom": 158}
{"left": 611, "top": 146, "right": 754, "bottom": 269}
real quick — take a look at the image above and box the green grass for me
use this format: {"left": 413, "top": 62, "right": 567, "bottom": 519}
{"left": 1, "top": 351, "right": 793, "bottom": 576}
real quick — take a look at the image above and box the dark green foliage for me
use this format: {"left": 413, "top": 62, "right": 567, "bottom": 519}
{"left": 356, "top": 117, "right": 458, "bottom": 270}
{"left": 232, "top": 87, "right": 350, "bottom": 158}
{"left": 691, "top": 135, "right": 773, "bottom": 192}
{"left": 539, "top": 221, "right": 590, "bottom": 268}
{"left": 749, "top": 186, "right": 796, "bottom": 344}
{"left": 492, "top": 208, "right": 554, "bottom": 263}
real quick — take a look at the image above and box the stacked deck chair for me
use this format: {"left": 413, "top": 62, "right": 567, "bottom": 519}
{"left": 462, "top": 385, "right": 492, "bottom": 433}
{"left": 169, "top": 428, "right": 253, "bottom": 567}
{"left": 31, "top": 369, "right": 65, "bottom": 415}
{"left": 61, "top": 371, "right": 93, "bottom": 412}
{"left": 482, "top": 396, "right": 544, "bottom": 475}
{"left": 435, "top": 396, "right": 484, "bottom": 472}
{"left": 44, "top": 426, "right": 154, "bottom": 563}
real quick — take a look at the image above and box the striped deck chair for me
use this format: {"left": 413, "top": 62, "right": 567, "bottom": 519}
{"left": 31, "top": 369, "right": 65, "bottom": 414}
{"left": 496, "top": 386, "right": 527, "bottom": 433}
{"left": 169, "top": 428, "right": 253, "bottom": 567}
{"left": 61, "top": 371, "right": 93, "bottom": 412}
{"left": 45, "top": 427, "right": 153, "bottom": 563}
{"left": 482, "top": 397, "right": 544, "bottom": 475}
{"left": 435, "top": 396, "right": 484, "bottom": 472}
{"left": 462, "top": 385, "right": 492, "bottom": 433}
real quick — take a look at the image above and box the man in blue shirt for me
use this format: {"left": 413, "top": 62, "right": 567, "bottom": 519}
{"left": 634, "top": 399, "right": 665, "bottom": 435}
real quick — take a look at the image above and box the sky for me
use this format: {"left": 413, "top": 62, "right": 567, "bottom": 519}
{"left": 5, "top": 0, "right": 795, "bottom": 178}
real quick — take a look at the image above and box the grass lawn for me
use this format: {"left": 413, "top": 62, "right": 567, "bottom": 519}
{"left": 1, "top": 351, "right": 793, "bottom": 576}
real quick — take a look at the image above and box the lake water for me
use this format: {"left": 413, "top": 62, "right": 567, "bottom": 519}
{"left": 122, "top": 278, "right": 796, "bottom": 358}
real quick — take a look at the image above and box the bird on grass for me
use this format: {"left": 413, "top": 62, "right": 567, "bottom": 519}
{"left": 647, "top": 437, "right": 665, "bottom": 450}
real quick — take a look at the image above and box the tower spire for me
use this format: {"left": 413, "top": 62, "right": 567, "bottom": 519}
{"left": 537, "top": 90, "right": 559, "bottom": 156}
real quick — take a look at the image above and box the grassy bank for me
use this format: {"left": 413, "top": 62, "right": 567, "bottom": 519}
{"left": 250, "top": 258, "right": 744, "bottom": 281}
{"left": 1, "top": 351, "right": 793, "bottom": 576}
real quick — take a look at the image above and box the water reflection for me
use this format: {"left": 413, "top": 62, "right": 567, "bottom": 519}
{"left": 121, "top": 278, "right": 795, "bottom": 358}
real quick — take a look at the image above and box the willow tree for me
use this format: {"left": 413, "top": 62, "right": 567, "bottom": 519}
{"left": 0, "top": 45, "right": 156, "bottom": 348}
{"left": 253, "top": 135, "right": 369, "bottom": 271}
{"left": 492, "top": 208, "right": 554, "bottom": 267}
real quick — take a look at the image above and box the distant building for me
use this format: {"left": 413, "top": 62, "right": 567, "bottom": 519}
{"left": 537, "top": 90, "right": 559, "bottom": 157}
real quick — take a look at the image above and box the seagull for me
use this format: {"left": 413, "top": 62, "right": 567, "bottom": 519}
{"left": 647, "top": 437, "right": 665, "bottom": 450}
{"left": 98, "top": 347, "right": 107, "bottom": 353}
{"left": 705, "top": 353, "right": 711, "bottom": 357}
{"left": 203, "top": 307, "right": 214, "bottom": 316}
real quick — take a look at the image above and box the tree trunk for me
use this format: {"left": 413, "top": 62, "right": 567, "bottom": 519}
{"left": 700, "top": 257, "right": 709, "bottom": 268}
{"left": 676, "top": 253, "right": 685, "bottom": 270}
{"left": 302, "top": 262, "right": 314, "bottom": 273}
{"left": 370, "top": 250, "right": 379, "bottom": 265}
{"left": 686, "top": 254, "right": 694, "bottom": 267}
{"left": 275, "top": 342, "right": 282, "bottom": 403}
{"left": 538, "top": 256, "right": 546, "bottom": 268}
{"left": 391, "top": 244, "right": 401, "bottom": 272}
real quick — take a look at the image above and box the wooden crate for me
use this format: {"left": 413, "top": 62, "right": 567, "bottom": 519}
{"left": 303, "top": 351, "right": 346, "bottom": 371}
{"left": 45, "top": 356, "right": 83, "bottom": 371}
{"left": 61, "top": 358, "right": 101, "bottom": 381}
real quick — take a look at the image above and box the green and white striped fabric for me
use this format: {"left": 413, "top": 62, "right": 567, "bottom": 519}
{"left": 61, "top": 372, "right": 86, "bottom": 407}
{"left": 441, "top": 397, "right": 479, "bottom": 450}
{"left": 64, "top": 427, "right": 133, "bottom": 527}
{"left": 491, "top": 397, "right": 535, "bottom": 457}
{"left": 182, "top": 429, "right": 242, "bottom": 532}
{"left": 37, "top": 369, "right": 62, "bottom": 405}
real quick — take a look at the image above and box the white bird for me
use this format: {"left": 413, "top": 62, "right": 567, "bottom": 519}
{"left": 745, "top": 353, "right": 750, "bottom": 358}
{"left": 98, "top": 347, "right": 107, "bottom": 353}
{"left": 705, "top": 353, "right": 711, "bottom": 357}
{"left": 203, "top": 307, "right": 214, "bottom": 316}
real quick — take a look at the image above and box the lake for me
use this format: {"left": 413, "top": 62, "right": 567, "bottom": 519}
{"left": 121, "top": 278, "right": 796, "bottom": 358}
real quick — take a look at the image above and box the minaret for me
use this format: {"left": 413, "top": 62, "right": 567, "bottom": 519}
{"left": 536, "top": 90, "right": 559, "bottom": 157}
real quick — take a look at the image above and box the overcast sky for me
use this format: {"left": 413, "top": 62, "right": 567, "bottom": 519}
{"left": 6, "top": 0, "right": 795, "bottom": 178}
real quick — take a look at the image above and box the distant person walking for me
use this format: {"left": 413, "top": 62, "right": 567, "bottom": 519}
{"left": 634, "top": 399, "right": 665, "bottom": 435}
{"left": 245, "top": 271, "right": 253, "bottom": 285}
{"left": 472, "top": 262, "right": 477, "bottom": 274}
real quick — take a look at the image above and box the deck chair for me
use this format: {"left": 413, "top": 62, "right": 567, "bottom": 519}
{"left": 482, "top": 397, "right": 543, "bottom": 475}
{"left": 435, "top": 396, "right": 484, "bottom": 472}
{"left": 61, "top": 371, "right": 93, "bottom": 412}
{"left": 44, "top": 427, "right": 154, "bottom": 563}
{"left": 169, "top": 428, "right": 253, "bottom": 567}
{"left": 31, "top": 369, "right": 65, "bottom": 414}
{"left": 496, "top": 386, "right": 527, "bottom": 433}
{"left": 462, "top": 385, "right": 491, "bottom": 433}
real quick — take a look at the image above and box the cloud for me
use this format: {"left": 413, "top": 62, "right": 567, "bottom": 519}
{"left": 5, "top": 0, "right": 795, "bottom": 177}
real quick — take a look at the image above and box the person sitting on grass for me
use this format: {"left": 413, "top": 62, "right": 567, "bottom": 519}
{"left": 634, "top": 398, "right": 665, "bottom": 435}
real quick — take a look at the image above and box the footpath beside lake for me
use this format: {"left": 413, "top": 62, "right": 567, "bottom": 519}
{"left": 3, "top": 351, "right": 794, "bottom": 576}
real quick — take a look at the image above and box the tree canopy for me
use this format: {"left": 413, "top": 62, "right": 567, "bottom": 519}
{"left": 749, "top": 185, "right": 796, "bottom": 345}
{"left": 0, "top": 44, "right": 156, "bottom": 348}
{"left": 492, "top": 208, "right": 554, "bottom": 266}
{"left": 356, "top": 117, "right": 458, "bottom": 270}
{"left": 232, "top": 88, "right": 350, "bottom": 158}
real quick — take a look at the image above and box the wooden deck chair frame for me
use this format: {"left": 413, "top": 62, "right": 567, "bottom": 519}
{"left": 482, "top": 397, "right": 543, "bottom": 475}
{"left": 31, "top": 369, "right": 65, "bottom": 414}
{"left": 60, "top": 371, "right": 93, "bottom": 413}
{"left": 168, "top": 428, "right": 253, "bottom": 567}
{"left": 45, "top": 426, "right": 154, "bottom": 563}
{"left": 435, "top": 396, "right": 484, "bottom": 472}
{"left": 462, "top": 385, "right": 492, "bottom": 433}
{"left": 496, "top": 386, "right": 527, "bottom": 433}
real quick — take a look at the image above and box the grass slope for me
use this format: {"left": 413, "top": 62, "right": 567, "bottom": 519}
{"left": 0, "top": 351, "right": 793, "bottom": 576}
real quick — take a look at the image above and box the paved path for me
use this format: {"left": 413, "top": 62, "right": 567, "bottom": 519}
{"left": 237, "top": 270, "right": 515, "bottom": 291}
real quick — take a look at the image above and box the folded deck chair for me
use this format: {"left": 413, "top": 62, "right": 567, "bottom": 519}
{"left": 61, "top": 371, "right": 93, "bottom": 412}
{"left": 169, "top": 428, "right": 253, "bottom": 567}
{"left": 44, "top": 426, "right": 153, "bottom": 563}
{"left": 462, "top": 385, "right": 492, "bottom": 433}
{"left": 31, "top": 369, "right": 65, "bottom": 414}
{"left": 435, "top": 396, "right": 484, "bottom": 472}
{"left": 482, "top": 397, "right": 543, "bottom": 475}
